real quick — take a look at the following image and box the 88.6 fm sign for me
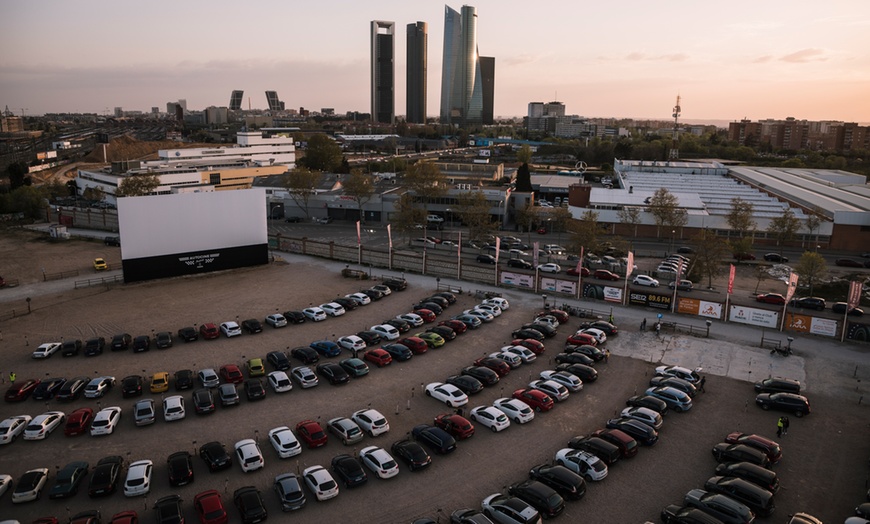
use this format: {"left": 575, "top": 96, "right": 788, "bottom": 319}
{"left": 629, "top": 292, "right": 672, "bottom": 310}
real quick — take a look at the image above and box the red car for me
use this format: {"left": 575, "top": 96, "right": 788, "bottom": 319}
{"left": 593, "top": 269, "right": 621, "bottom": 281}
{"left": 473, "top": 356, "right": 511, "bottom": 377}
{"left": 539, "top": 309, "right": 570, "bottom": 324}
{"left": 415, "top": 309, "right": 436, "bottom": 323}
{"left": 756, "top": 293, "right": 786, "bottom": 305}
{"left": 295, "top": 419, "right": 328, "bottom": 448}
{"left": 439, "top": 319, "right": 468, "bottom": 334}
{"left": 734, "top": 253, "right": 756, "bottom": 261}
{"left": 434, "top": 414, "right": 475, "bottom": 440}
{"left": 64, "top": 407, "right": 94, "bottom": 436}
{"left": 566, "top": 267, "right": 590, "bottom": 277}
{"left": 399, "top": 337, "right": 429, "bottom": 354}
{"left": 512, "top": 339, "right": 545, "bottom": 355}
{"left": 724, "top": 432, "right": 783, "bottom": 464}
{"left": 199, "top": 323, "right": 220, "bottom": 340}
{"left": 835, "top": 258, "right": 863, "bottom": 268}
{"left": 4, "top": 378, "right": 40, "bottom": 402}
{"left": 364, "top": 348, "right": 393, "bottom": 367}
{"left": 194, "top": 490, "right": 229, "bottom": 524}
{"left": 513, "top": 388, "right": 555, "bottom": 412}
{"left": 108, "top": 511, "right": 139, "bottom": 524}
{"left": 566, "top": 332, "right": 598, "bottom": 347}
{"left": 219, "top": 364, "right": 244, "bottom": 384}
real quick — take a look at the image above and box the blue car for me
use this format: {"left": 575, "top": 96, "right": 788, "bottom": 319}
{"left": 310, "top": 340, "right": 341, "bottom": 358}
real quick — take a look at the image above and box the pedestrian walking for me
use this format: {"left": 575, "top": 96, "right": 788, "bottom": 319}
{"left": 776, "top": 417, "right": 784, "bottom": 438}
{"left": 352, "top": 348, "right": 359, "bottom": 359}
{"left": 699, "top": 376, "right": 706, "bottom": 393}
{"left": 641, "top": 318, "right": 647, "bottom": 331}
{"left": 782, "top": 416, "right": 789, "bottom": 436}
{"left": 8, "top": 371, "right": 15, "bottom": 384}
{"left": 609, "top": 313, "right": 615, "bottom": 324}
{"left": 604, "top": 349, "right": 610, "bottom": 363}
{"left": 655, "top": 322, "right": 661, "bottom": 336}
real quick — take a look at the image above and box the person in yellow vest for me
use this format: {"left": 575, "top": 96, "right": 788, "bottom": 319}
{"left": 8, "top": 371, "right": 16, "bottom": 384}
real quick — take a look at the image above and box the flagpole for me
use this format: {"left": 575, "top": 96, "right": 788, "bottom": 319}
{"left": 387, "top": 224, "right": 392, "bottom": 271}
{"left": 457, "top": 231, "right": 462, "bottom": 280}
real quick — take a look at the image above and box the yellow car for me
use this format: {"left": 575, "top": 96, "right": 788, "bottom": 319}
{"left": 246, "top": 358, "right": 266, "bottom": 377}
{"left": 150, "top": 372, "right": 170, "bottom": 393}
{"left": 93, "top": 258, "right": 108, "bottom": 271}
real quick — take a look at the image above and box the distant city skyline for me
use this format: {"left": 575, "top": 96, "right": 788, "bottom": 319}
{"left": 2, "top": 1, "right": 869, "bottom": 123}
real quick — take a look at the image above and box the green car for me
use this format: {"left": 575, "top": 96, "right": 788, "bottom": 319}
{"left": 339, "top": 358, "right": 370, "bottom": 377}
{"left": 246, "top": 358, "right": 266, "bottom": 377}
{"left": 415, "top": 332, "right": 445, "bottom": 348}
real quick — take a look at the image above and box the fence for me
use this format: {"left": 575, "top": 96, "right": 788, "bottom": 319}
{"left": 44, "top": 269, "right": 79, "bottom": 281}
{"left": 74, "top": 274, "right": 124, "bottom": 289}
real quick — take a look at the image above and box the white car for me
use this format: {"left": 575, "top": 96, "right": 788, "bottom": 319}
{"left": 483, "top": 297, "right": 510, "bottom": 310}
{"left": 396, "top": 313, "right": 424, "bottom": 327}
{"left": 265, "top": 313, "right": 288, "bottom": 328}
{"left": 633, "top": 275, "right": 660, "bottom": 287}
{"left": 493, "top": 398, "right": 535, "bottom": 424}
{"left": 360, "top": 446, "right": 399, "bottom": 479}
{"left": 534, "top": 314, "right": 559, "bottom": 328}
{"left": 0, "top": 474, "right": 11, "bottom": 497}
{"left": 540, "top": 370, "right": 583, "bottom": 392}
{"left": 23, "top": 411, "right": 65, "bottom": 440}
{"left": 489, "top": 351, "right": 522, "bottom": 368}
{"left": 509, "top": 248, "right": 528, "bottom": 257}
{"left": 90, "top": 406, "right": 122, "bottom": 436}
{"left": 537, "top": 263, "right": 562, "bottom": 273}
{"left": 303, "top": 465, "right": 339, "bottom": 501}
{"left": 475, "top": 303, "right": 502, "bottom": 317}
{"left": 500, "top": 345, "right": 537, "bottom": 364}
{"left": 11, "top": 468, "right": 48, "bottom": 503}
{"left": 469, "top": 406, "right": 511, "bottom": 432}
{"left": 554, "top": 448, "right": 608, "bottom": 481}
{"left": 580, "top": 328, "right": 607, "bottom": 344}
{"left": 463, "top": 308, "right": 494, "bottom": 322}
{"left": 346, "top": 292, "right": 372, "bottom": 306}
{"left": 198, "top": 368, "right": 220, "bottom": 388}
{"left": 338, "top": 335, "right": 366, "bottom": 352}
{"left": 370, "top": 324, "right": 400, "bottom": 341}
{"left": 163, "top": 395, "right": 185, "bottom": 421}
{"left": 220, "top": 321, "right": 242, "bottom": 337}
{"left": 425, "top": 382, "right": 468, "bottom": 408}
{"left": 123, "top": 460, "right": 152, "bottom": 497}
{"left": 320, "top": 302, "right": 346, "bottom": 317}
{"left": 267, "top": 371, "right": 293, "bottom": 393}
{"left": 620, "top": 406, "right": 664, "bottom": 430}
{"left": 303, "top": 307, "right": 327, "bottom": 322}
{"left": 31, "top": 342, "right": 61, "bottom": 359}
{"left": 655, "top": 365, "right": 702, "bottom": 384}
{"left": 0, "top": 415, "right": 32, "bottom": 444}
{"left": 370, "top": 284, "right": 392, "bottom": 296}
{"left": 481, "top": 493, "right": 541, "bottom": 524}
{"left": 545, "top": 244, "right": 566, "bottom": 254}
{"left": 327, "top": 417, "right": 364, "bottom": 445}
{"left": 291, "top": 366, "right": 319, "bottom": 389}
{"left": 657, "top": 264, "right": 685, "bottom": 274}
{"left": 529, "top": 380, "right": 570, "bottom": 402}
{"left": 268, "top": 426, "right": 302, "bottom": 458}
{"left": 84, "top": 376, "right": 115, "bottom": 398}
{"left": 235, "top": 439, "right": 265, "bottom": 472}
{"left": 352, "top": 408, "right": 390, "bottom": 437}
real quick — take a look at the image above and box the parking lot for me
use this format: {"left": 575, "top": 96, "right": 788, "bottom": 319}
{"left": 0, "top": 251, "right": 868, "bottom": 523}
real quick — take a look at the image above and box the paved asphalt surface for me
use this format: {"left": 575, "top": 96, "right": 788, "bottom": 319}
{"left": 0, "top": 244, "right": 868, "bottom": 523}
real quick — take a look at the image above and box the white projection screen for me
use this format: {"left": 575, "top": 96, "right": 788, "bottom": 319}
{"left": 118, "top": 189, "right": 269, "bottom": 282}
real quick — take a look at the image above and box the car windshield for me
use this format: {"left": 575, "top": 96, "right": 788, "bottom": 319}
{"left": 320, "top": 480, "right": 336, "bottom": 490}
{"left": 127, "top": 478, "right": 144, "bottom": 486}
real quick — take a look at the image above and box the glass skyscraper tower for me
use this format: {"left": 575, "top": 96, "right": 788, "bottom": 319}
{"left": 440, "top": 5, "right": 483, "bottom": 126}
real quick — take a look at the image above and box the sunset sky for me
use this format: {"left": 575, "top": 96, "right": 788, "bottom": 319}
{"left": 2, "top": 0, "right": 869, "bottom": 123}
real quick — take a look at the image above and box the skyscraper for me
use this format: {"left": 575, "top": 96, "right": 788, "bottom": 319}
{"left": 406, "top": 21, "right": 428, "bottom": 124}
{"left": 371, "top": 20, "right": 395, "bottom": 124}
{"left": 479, "top": 56, "right": 495, "bottom": 125}
{"left": 229, "top": 90, "right": 244, "bottom": 111}
{"left": 440, "top": 5, "right": 484, "bottom": 127}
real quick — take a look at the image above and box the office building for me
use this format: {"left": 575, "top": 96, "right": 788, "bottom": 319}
{"left": 406, "top": 21, "right": 428, "bottom": 124}
{"left": 265, "top": 91, "right": 284, "bottom": 112}
{"left": 371, "top": 20, "right": 395, "bottom": 124}
{"left": 229, "top": 90, "right": 244, "bottom": 111}
{"left": 440, "top": 5, "right": 484, "bottom": 126}
{"left": 480, "top": 56, "right": 494, "bottom": 125}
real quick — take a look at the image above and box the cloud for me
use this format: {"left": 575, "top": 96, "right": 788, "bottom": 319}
{"left": 753, "top": 55, "right": 772, "bottom": 63}
{"left": 780, "top": 48, "right": 827, "bottom": 63}
{"left": 625, "top": 52, "right": 688, "bottom": 62}
{"left": 501, "top": 54, "right": 538, "bottom": 67}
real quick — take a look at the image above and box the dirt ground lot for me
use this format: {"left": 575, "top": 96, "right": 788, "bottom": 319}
{"left": 0, "top": 239, "right": 868, "bottom": 523}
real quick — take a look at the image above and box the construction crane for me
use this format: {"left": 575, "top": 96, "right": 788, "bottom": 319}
{"left": 669, "top": 95, "right": 681, "bottom": 160}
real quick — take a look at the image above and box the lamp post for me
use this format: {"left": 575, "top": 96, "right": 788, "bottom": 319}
{"left": 670, "top": 230, "right": 676, "bottom": 255}
{"left": 705, "top": 319, "right": 712, "bottom": 338}
{"left": 541, "top": 294, "right": 548, "bottom": 309}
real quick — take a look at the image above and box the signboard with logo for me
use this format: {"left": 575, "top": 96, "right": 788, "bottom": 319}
{"left": 677, "top": 298, "right": 723, "bottom": 319}
{"left": 784, "top": 313, "right": 837, "bottom": 337}
{"left": 729, "top": 305, "right": 778, "bottom": 328}
{"left": 541, "top": 278, "right": 577, "bottom": 295}
{"left": 501, "top": 272, "right": 534, "bottom": 288}
{"left": 629, "top": 292, "right": 672, "bottom": 310}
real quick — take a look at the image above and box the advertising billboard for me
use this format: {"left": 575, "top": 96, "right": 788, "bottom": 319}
{"left": 501, "top": 272, "right": 534, "bottom": 288}
{"left": 677, "top": 298, "right": 723, "bottom": 319}
{"left": 541, "top": 278, "right": 577, "bottom": 295}
{"left": 629, "top": 292, "right": 672, "bottom": 310}
{"left": 729, "top": 305, "right": 779, "bottom": 328}
{"left": 784, "top": 313, "right": 838, "bottom": 337}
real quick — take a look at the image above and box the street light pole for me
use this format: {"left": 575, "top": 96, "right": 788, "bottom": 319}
{"left": 670, "top": 230, "right": 675, "bottom": 255}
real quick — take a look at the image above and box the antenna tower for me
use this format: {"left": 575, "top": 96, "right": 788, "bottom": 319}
{"left": 669, "top": 95, "right": 681, "bottom": 160}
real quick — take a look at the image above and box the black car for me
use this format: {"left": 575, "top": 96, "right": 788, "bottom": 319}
{"left": 763, "top": 253, "right": 788, "bottom": 263}
{"left": 56, "top": 376, "right": 89, "bottom": 401}
{"left": 507, "top": 258, "right": 533, "bottom": 269}
{"left": 155, "top": 331, "right": 174, "bottom": 348}
{"left": 285, "top": 216, "right": 303, "bottom": 223}
{"left": 49, "top": 460, "right": 89, "bottom": 499}
{"left": 357, "top": 330, "right": 382, "bottom": 346}
{"left": 650, "top": 376, "right": 698, "bottom": 398}
{"left": 241, "top": 319, "right": 263, "bottom": 334}
{"left": 567, "top": 436, "right": 621, "bottom": 466}
{"left": 511, "top": 328, "right": 545, "bottom": 342}
{"left": 334, "top": 297, "right": 358, "bottom": 311}
{"left": 555, "top": 363, "right": 598, "bottom": 383}
{"left": 121, "top": 375, "right": 144, "bottom": 398}
{"left": 61, "top": 339, "right": 82, "bottom": 357}
{"left": 522, "top": 323, "right": 557, "bottom": 338}
{"left": 104, "top": 235, "right": 121, "bottom": 246}
{"left": 274, "top": 473, "right": 306, "bottom": 511}
{"left": 331, "top": 454, "right": 368, "bottom": 488}
{"left": 193, "top": 388, "right": 215, "bottom": 414}
{"left": 83, "top": 337, "right": 106, "bottom": 356}
{"left": 167, "top": 451, "right": 194, "bottom": 486}
{"left": 154, "top": 495, "right": 185, "bottom": 524}
{"left": 132, "top": 335, "right": 151, "bottom": 353}
{"left": 32, "top": 377, "right": 67, "bottom": 400}
{"left": 789, "top": 296, "right": 826, "bottom": 311}
{"left": 424, "top": 295, "right": 450, "bottom": 309}
{"left": 508, "top": 480, "right": 565, "bottom": 519}
{"left": 414, "top": 302, "right": 444, "bottom": 315}
{"left": 363, "top": 288, "right": 385, "bottom": 301}
{"left": 625, "top": 395, "right": 669, "bottom": 415}
{"left": 832, "top": 302, "right": 864, "bottom": 316}
{"left": 391, "top": 439, "right": 432, "bottom": 471}
{"left": 383, "top": 344, "right": 414, "bottom": 362}
{"left": 755, "top": 392, "right": 811, "bottom": 417}
{"left": 427, "top": 325, "right": 456, "bottom": 341}
{"left": 291, "top": 346, "right": 319, "bottom": 364}
{"left": 715, "top": 462, "right": 780, "bottom": 493}
{"left": 461, "top": 366, "right": 500, "bottom": 386}
{"left": 316, "top": 363, "right": 350, "bottom": 385}
{"left": 110, "top": 333, "right": 132, "bottom": 351}
{"left": 177, "top": 327, "right": 198, "bottom": 342}
{"left": 199, "top": 441, "right": 232, "bottom": 472}
{"left": 412, "top": 424, "right": 457, "bottom": 455}
{"left": 233, "top": 486, "right": 268, "bottom": 524}
{"left": 577, "top": 320, "right": 619, "bottom": 336}
{"left": 477, "top": 254, "right": 497, "bottom": 264}
{"left": 283, "top": 310, "right": 307, "bottom": 324}
{"left": 753, "top": 377, "right": 801, "bottom": 394}
{"left": 384, "top": 318, "right": 411, "bottom": 333}
{"left": 169, "top": 370, "right": 192, "bottom": 391}
{"left": 383, "top": 277, "right": 408, "bottom": 291}
{"left": 704, "top": 476, "right": 775, "bottom": 517}
{"left": 566, "top": 344, "right": 605, "bottom": 361}
{"left": 660, "top": 505, "right": 726, "bottom": 524}
{"left": 528, "top": 463, "right": 586, "bottom": 501}
{"left": 554, "top": 352, "right": 595, "bottom": 366}
{"left": 605, "top": 417, "right": 658, "bottom": 446}
{"left": 267, "top": 351, "right": 292, "bottom": 371}
{"left": 433, "top": 291, "right": 456, "bottom": 304}
{"left": 88, "top": 455, "right": 123, "bottom": 497}
{"left": 446, "top": 374, "right": 484, "bottom": 395}
{"left": 244, "top": 379, "right": 267, "bottom": 400}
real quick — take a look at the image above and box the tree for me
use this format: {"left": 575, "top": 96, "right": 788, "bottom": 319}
{"left": 729, "top": 237, "right": 754, "bottom": 263}
{"left": 804, "top": 209, "right": 823, "bottom": 249}
{"left": 617, "top": 206, "right": 642, "bottom": 237}
{"left": 767, "top": 209, "right": 802, "bottom": 256}
{"left": 115, "top": 174, "right": 160, "bottom": 197}
{"left": 726, "top": 197, "right": 756, "bottom": 239}
{"left": 515, "top": 162, "right": 533, "bottom": 192}
{"left": 283, "top": 167, "right": 322, "bottom": 218}
{"left": 568, "top": 210, "right": 599, "bottom": 254}
{"left": 6, "top": 161, "right": 31, "bottom": 190}
{"left": 547, "top": 206, "right": 573, "bottom": 246}
{"left": 391, "top": 193, "right": 426, "bottom": 243}
{"left": 516, "top": 144, "right": 532, "bottom": 164}
{"left": 301, "top": 134, "right": 343, "bottom": 172}
{"left": 342, "top": 169, "right": 375, "bottom": 223}
{"left": 689, "top": 228, "right": 729, "bottom": 289}
{"left": 794, "top": 251, "right": 827, "bottom": 295}
{"left": 454, "top": 191, "right": 497, "bottom": 242}
{"left": 82, "top": 186, "right": 105, "bottom": 202}
{"left": 515, "top": 203, "right": 538, "bottom": 243}
{"left": 648, "top": 188, "right": 681, "bottom": 237}
{"left": 403, "top": 161, "right": 446, "bottom": 213}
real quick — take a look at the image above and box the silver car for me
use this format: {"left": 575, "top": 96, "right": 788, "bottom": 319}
{"left": 134, "top": 399, "right": 155, "bottom": 426}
